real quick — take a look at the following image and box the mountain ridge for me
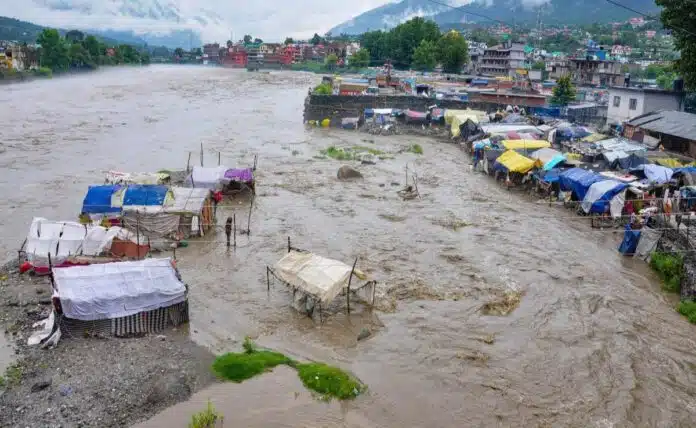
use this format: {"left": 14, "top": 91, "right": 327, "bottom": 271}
{"left": 329, "top": 0, "right": 662, "bottom": 35}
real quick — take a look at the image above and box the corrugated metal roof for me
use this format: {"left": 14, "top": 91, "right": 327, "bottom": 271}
{"left": 627, "top": 110, "right": 696, "bottom": 141}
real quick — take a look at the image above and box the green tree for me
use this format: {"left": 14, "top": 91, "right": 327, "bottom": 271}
{"left": 436, "top": 30, "right": 468, "bottom": 74}
{"left": 284, "top": 37, "right": 294, "bottom": 45}
{"left": 360, "top": 31, "right": 388, "bottom": 63}
{"left": 325, "top": 53, "right": 338, "bottom": 70}
{"left": 645, "top": 63, "right": 669, "bottom": 79}
{"left": 389, "top": 17, "right": 441, "bottom": 67}
{"left": 411, "top": 40, "right": 437, "bottom": 71}
{"left": 311, "top": 33, "right": 323, "bottom": 45}
{"left": 68, "top": 42, "right": 93, "bottom": 69}
{"left": 657, "top": 70, "right": 678, "bottom": 89}
{"left": 37, "top": 29, "right": 69, "bottom": 72}
{"left": 174, "top": 47, "right": 185, "bottom": 58}
{"left": 468, "top": 28, "right": 499, "bottom": 47}
{"left": 253, "top": 38, "right": 263, "bottom": 44}
{"left": 550, "top": 75, "right": 577, "bottom": 106}
{"left": 82, "top": 35, "right": 102, "bottom": 61}
{"left": 243, "top": 35, "right": 252, "bottom": 44}
{"left": 140, "top": 50, "right": 151, "bottom": 65}
{"left": 532, "top": 61, "right": 546, "bottom": 70}
{"left": 656, "top": 0, "right": 694, "bottom": 88}
{"left": 349, "top": 48, "right": 370, "bottom": 69}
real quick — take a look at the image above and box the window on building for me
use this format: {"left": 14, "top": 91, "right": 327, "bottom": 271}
{"left": 629, "top": 98, "right": 637, "bottom": 110}
{"left": 613, "top": 96, "right": 621, "bottom": 107}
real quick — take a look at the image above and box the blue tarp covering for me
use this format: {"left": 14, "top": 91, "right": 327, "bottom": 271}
{"left": 618, "top": 224, "right": 641, "bottom": 255}
{"left": 544, "top": 154, "right": 566, "bottom": 171}
{"left": 673, "top": 166, "right": 696, "bottom": 176}
{"left": 538, "top": 168, "right": 562, "bottom": 184}
{"left": 528, "top": 106, "right": 561, "bottom": 118}
{"left": 472, "top": 79, "right": 488, "bottom": 85}
{"left": 559, "top": 168, "right": 605, "bottom": 200}
{"left": 581, "top": 180, "right": 629, "bottom": 214}
{"left": 82, "top": 185, "right": 121, "bottom": 214}
{"left": 122, "top": 185, "right": 169, "bottom": 206}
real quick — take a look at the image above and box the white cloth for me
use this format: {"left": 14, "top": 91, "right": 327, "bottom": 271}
{"left": 53, "top": 257, "right": 186, "bottom": 321}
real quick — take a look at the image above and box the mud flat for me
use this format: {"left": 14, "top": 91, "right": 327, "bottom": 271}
{"left": 0, "top": 261, "right": 217, "bottom": 428}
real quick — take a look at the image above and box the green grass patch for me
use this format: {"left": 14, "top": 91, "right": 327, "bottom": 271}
{"left": 189, "top": 400, "right": 222, "bottom": 428}
{"left": 312, "top": 82, "right": 333, "bottom": 95}
{"left": 2, "top": 363, "right": 23, "bottom": 389}
{"left": 650, "top": 251, "right": 684, "bottom": 293}
{"left": 677, "top": 301, "right": 696, "bottom": 324}
{"left": 320, "top": 145, "right": 385, "bottom": 161}
{"left": 211, "top": 338, "right": 365, "bottom": 400}
{"left": 212, "top": 349, "right": 292, "bottom": 382}
{"left": 296, "top": 363, "right": 364, "bottom": 400}
{"left": 408, "top": 144, "right": 424, "bottom": 155}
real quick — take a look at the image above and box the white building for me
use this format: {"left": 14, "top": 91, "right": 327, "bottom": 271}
{"left": 606, "top": 86, "right": 685, "bottom": 125}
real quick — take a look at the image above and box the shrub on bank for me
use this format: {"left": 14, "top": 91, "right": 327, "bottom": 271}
{"left": 650, "top": 251, "right": 683, "bottom": 293}
{"left": 312, "top": 82, "right": 332, "bottom": 95}
{"left": 677, "top": 301, "right": 696, "bottom": 324}
{"left": 33, "top": 67, "right": 53, "bottom": 77}
{"left": 189, "top": 401, "right": 223, "bottom": 428}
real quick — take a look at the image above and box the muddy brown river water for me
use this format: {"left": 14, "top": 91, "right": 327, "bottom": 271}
{"left": 2, "top": 66, "right": 696, "bottom": 427}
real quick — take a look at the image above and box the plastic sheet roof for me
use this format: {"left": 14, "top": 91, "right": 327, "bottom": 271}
{"left": 627, "top": 110, "right": 696, "bottom": 141}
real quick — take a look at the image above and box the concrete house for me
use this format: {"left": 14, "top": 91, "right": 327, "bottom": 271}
{"left": 606, "top": 86, "right": 686, "bottom": 125}
{"left": 480, "top": 42, "right": 525, "bottom": 77}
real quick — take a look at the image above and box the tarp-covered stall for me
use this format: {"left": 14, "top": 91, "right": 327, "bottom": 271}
{"left": 223, "top": 167, "right": 255, "bottom": 195}
{"left": 530, "top": 148, "right": 566, "bottom": 171}
{"left": 559, "top": 168, "right": 606, "bottom": 201}
{"left": 52, "top": 258, "right": 189, "bottom": 337}
{"left": 185, "top": 166, "right": 228, "bottom": 190}
{"left": 580, "top": 180, "right": 628, "bottom": 217}
{"left": 494, "top": 150, "right": 541, "bottom": 174}
{"left": 403, "top": 110, "right": 429, "bottom": 124}
{"left": 164, "top": 187, "right": 216, "bottom": 237}
{"left": 501, "top": 140, "right": 550, "bottom": 151}
{"left": 268, "top": 247, "right": 376, "bottom": 320}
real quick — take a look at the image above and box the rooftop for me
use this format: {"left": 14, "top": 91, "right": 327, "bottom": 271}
{"left": 626, "top": 110, "right": 696, "bottom": 141}
{"left": 609, "top": 86, "right": 685, "bottom": 95}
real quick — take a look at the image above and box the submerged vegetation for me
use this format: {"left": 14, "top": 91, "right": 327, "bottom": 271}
{"left": 650, "top": 251, "right": 683, "bottom": 293}
{"left": 320, "top": 145, "right": 385, "bottom": 160}
{"left": 296, "top": 363, "right": 364, "bottom": 400}
{"left": 212, "top": 337, "right": 365, "bottom": 400}
{"left": 189, "top": 401, "right": 223, "bottom": 428}
{"left": 407, "top": 144, "right": 424, "bottom": 155}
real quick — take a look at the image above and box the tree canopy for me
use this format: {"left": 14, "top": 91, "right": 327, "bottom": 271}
{"left": 656, "top": 0, "right": 696, "bottom": 89}
{"left": 359, "top": 18, "right": 469, "bottom": 73}
{"left": 550, "top": 75, "right": 577, "bottom": 106}
{"left": 36, "top": 28, "right": 148, "bottom": 73}
{"left": 437, "top": 31, "right": 469, "bottom": 73}
{"left": 349, "top": 48, "right": 370, "bottom": 69}
{"left": 284, "top": 37, "right": 294, "bottom": 45}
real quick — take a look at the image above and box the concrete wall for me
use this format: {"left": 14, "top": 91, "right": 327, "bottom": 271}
{"left": 303, "top": 94, "right": 547, "bottom": 124}
{"left": 607, "top": 88, "right": 684, "bottom": 124}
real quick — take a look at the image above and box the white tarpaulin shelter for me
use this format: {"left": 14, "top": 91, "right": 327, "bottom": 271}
{"left": 185, "top": 166, "right": 228, "bottom": 190}
{"left": 581, "top": 180, "right": 627, "bottom": 218}
{"left": 52, "top": 257, "right": 186, "bottom": 321}
{"left": 25, "top": 218, "right": 136, "bottom": 266}
{"left": 273, "top": 250, "right": 368, "bottom": 304}
{"left": 165, "top": 187, "right": 210, "bottom": 215}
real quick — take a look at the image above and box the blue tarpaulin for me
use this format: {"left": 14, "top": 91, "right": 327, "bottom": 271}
{"left": 618, "top": 224, "right": 641, "bottom": 255}
{"left": 472, "top": 79, "right": 488, "bottom": 85}
{"left": 544, "top": 154, "right": 566, "bottom": 171}
{"left": 559, "top": 168, "right": 605, "bottom": 200}
{"left": 581, "top": 180, "right": 628, "bottom": 214}
{"left": 82, "top": 185, "right": 121, "bottom": 214}
{"left": 122, "top": 185, "right": 169, "bottom": 206}
{"left": 538, "top": 168, "right": 562, "bottom": 184}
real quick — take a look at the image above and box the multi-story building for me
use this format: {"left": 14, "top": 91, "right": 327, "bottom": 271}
{"left": 479, "top": 41, "right": 525, "bottom": 77}
{"left": 465, "top": 41, "right": 487, "bottom": 74}
{"left": 202, "top": 43, "right": 220, "bottom": 63}
{"left": 569, "top": 58, "right": 624, "bottom": 87}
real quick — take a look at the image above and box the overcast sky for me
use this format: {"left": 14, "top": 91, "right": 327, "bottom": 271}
{"left": 7, "top": 0, "right": 397, "bottom": 42}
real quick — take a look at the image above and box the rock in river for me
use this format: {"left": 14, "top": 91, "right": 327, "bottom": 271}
{"left": 337, "top": 165, "right": 363, "bottom": 180}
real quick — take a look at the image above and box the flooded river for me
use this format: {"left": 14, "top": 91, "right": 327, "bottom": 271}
{"left": 3, "top": 66, "right": 696, "bottom": 427}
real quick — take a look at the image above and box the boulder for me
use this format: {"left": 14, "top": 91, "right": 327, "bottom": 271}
{"left": 337, "top": 165, "right": 363, "bottom": 180}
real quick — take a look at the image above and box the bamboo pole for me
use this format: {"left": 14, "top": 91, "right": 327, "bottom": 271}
{"left": 200, "top": 143, "right": 204, "bottom": 167}
{"left": 347, "top": 258, "right": 358, "bottom": 314}
{"left": 186, "top": 152, "right": 191, "bottom": 173}
{"left": 246, "top": 195, "right": 253, "bottom": 234}
{"left": 136, "top": 211, "right": 141, "bottom": 259}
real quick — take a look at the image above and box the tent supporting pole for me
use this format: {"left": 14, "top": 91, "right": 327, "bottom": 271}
{"left": 186, "top": 152, "right": 191, "bottom": 173}
{"left": 233, "top": 214, "right": 236, "bottom": 248}
{"left": 347, "top": 258, "right": 358, "bottom": 315}
{"left": 266, "top": 266, "right": 270, "bottom": 291}
{"left": 288, "top": 236, "right": 291, "bottom": 253}
{"left": 218, "top": 152, "right": 221, "bottom": 166}
{"left": 136, "top": 211, "right": 141, "bottom": 259}
{"left": 247, "top": 195, "right": 253, "bottom": 235}
{"left": 200, "top": 143, "right": 204, "bottom": 167}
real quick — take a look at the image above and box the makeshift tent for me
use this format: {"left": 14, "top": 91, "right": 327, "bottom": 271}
{"left": 634, "top": 227, "right": 662, "bottom": 261}
{"left": 612, "top": 153, "right": 649, "bottom": 170}
{"left": 403, "top": 110, "right": 428, "bottom": 124}
{"left": 559, "top": 168, "right": 605, "bottom": 200}
{"left": 603, "top": 150, "right": 629, "bottom": 164}
{"left": 530, "top": 148, "right": 566, "bottom": 171}
{"left": 23, "top": 217, "right": 140, "bottom": 270}
{"left": 494, "top": 150, "right": 541, "bottom": 174}
{"left": 123, "top": 185, "right": 170, "bottom": 207}
{"left": 341, "top": 117, "right": 359, "bottom": 129}
{"left": 538, "top": 168, "right": 562, "bottom": 184}
{"left": 224, "top": 168, "right": 254, "bottom": 184}
{"left": 104, "top": 171, "right": 169, "bottom": 185}
{"left": 52, "top": 257, "right": 187, "bottom": 322}
{"left": 629, "top": 164, "right": 674, "bottom": 184}
{"left": 430, "top": 108, "right": 445, "bottom": 124}
{"left": 82, "top": 185, "right": 122, "bottom": 215}
{"left": 654, "top": 158, "right": 684, "bottom": 168}
{"left": 185, "top": 166, "right": 228, "bottom": 190}
{"left": 163, "top": 187, "right": 215, "bottom": 237}
{"left": 269, "top": 249, "right": 376, "bottom": 317}
{"left": 483, "top": 149, "right": 504, "bottom": 174}
{"left": 580, "top": 180, "right": 628, "bottom": 217}
{"left": 581, "top": 133, "right": 609, "bottom": 143}
{"left": 364, "top": 108, "right": 394, "bottom": 119}
{"left": 501, "top": 140, "right": 550, "bottom": 150}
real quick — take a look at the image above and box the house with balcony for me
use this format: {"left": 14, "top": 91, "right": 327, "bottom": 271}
{"left": 479, "top": 41, "right": 525, "bottom": 77}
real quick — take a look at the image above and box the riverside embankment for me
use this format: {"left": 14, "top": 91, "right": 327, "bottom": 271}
{"left": 2, "top": 66, "right": 696, "bottom": 427}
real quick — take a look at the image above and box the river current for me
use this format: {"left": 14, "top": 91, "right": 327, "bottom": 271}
{"left": 2, "top": 66, "right": 696, "bottom": 427}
